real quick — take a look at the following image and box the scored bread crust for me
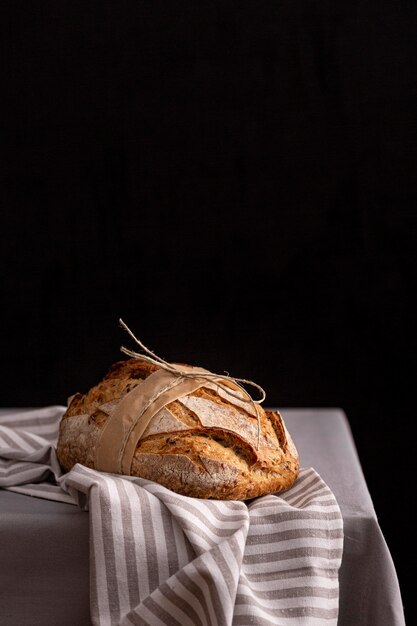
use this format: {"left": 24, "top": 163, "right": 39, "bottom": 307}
{"left": 56, "top": 359, "right": 299, "bottom": 500}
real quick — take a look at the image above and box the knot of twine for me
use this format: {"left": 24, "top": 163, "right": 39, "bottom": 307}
{"left": 119, "top": 319, "right": 266, "bottom": 448}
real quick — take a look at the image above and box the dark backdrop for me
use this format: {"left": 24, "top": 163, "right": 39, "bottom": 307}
{"left": 1, "top": 2, "right": 415, "bottom": 622}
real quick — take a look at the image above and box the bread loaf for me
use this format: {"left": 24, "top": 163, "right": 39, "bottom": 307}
{"left": 56, "top": 358, "right": 299, "bottom": 500}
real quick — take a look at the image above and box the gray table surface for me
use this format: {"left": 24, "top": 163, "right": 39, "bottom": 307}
{"left": 0, "top": 408, "right": 406, "bottom": 626}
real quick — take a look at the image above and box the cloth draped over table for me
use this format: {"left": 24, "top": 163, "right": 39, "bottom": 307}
{"left": 0, "top": 407, "right": 343, "bottom": 626}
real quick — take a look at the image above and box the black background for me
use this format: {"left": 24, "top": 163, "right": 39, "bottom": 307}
{"left": 1, "top": 2, "right": 415, "bottom": 622}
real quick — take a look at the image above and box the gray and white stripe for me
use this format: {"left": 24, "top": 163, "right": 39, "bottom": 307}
{"left": 1, "top": 406, "right": 343, "bottom": 625}
{"left": 0, "top": 406, "right": 78, "bottom": 503}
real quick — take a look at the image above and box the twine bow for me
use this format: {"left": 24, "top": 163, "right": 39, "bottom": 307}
{"left": 119, "top": 319, "right": 266, "bottom": 448}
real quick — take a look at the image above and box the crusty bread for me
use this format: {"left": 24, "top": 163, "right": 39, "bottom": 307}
{"left": 56, "top": 358, "right": 299, "bottom": 500}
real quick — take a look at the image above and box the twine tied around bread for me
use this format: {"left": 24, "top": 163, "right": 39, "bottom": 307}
{"left": 119, "top": 319, "right": 266, "bottom": 448}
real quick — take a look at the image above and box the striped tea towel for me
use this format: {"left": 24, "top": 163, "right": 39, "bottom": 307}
{"left": 0, "top": 407, "right": 343, "bottom": 626}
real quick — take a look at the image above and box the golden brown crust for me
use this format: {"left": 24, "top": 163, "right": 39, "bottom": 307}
{"left": 56, "top": 359, "right": 299, "bottom": 500}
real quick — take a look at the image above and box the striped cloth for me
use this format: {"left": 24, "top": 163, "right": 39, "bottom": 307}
{"left": 0, "top": 407, "right": 343, "bottom": 626}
